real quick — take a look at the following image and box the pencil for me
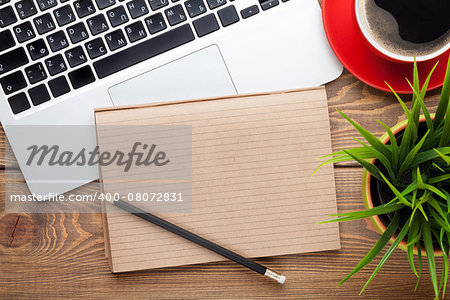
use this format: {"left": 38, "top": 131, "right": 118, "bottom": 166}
{"left": 113, "top": 200, "right": 286, "bottom": 284}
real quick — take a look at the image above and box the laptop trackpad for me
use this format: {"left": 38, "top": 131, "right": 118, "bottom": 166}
{"left": 108, "top": 45, "right": 237, "bottom": 106}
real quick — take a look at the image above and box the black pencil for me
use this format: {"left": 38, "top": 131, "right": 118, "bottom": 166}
{"left": 113, "top": 200, "right": 286, "bottom": 284}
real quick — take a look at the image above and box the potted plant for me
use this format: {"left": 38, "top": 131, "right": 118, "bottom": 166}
{"left": 316, "top": 57, "right": 450, "bottom": 299}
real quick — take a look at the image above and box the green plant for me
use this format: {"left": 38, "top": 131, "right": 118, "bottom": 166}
{"left": 316, "top": 57, "right": 450, "bottom": 298}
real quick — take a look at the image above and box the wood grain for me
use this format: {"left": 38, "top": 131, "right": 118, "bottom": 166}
{"left": 0, "top": 71, "right": 445, "bottom": 298}
{"left": 0, "top": 167, "right": 443, "bottom": 299}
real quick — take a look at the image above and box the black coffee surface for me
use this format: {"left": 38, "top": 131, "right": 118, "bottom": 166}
{"left": 374, "top": 0, "right": 450, "bottom": 43}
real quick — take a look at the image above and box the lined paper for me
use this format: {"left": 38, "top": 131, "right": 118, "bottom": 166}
{"left": 95, "top": 88, "right": 340, "bottom": 273}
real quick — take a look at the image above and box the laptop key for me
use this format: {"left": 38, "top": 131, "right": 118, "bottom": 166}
{"left": 15, "top": 0, "right": 37, "bottom": 19}
{"left": 95, "top": 0, "right": 115, "bottom": 10}
{"left": 45, "top": 54, "right": 67, "bottom": 75}
{"left": 93, "top": 23, "right": 195, "bottom": 78}
{"left": 68, "top": 65, "right": 95, "bottom": 89}
{"left": 47, "top": 30, "right": 69, "bottom": 52}
{"left": 8, "top": 92, "right": 30, "bottom": 114}
{"left": 87, "top": 14, "right": 109, "bottom": 35}
{"left": 33, "top": 13, "right": 56, "bottom": 34}
{"left": 105, "top": 29, "right": 127, "bottom": 51}
{"left": 217, "top": 5, "right": 239, "bottom": 27}
{"left": 65, "top": 46, "right": 87, "bottom": 67}
{"left": 240, "top": 5, "right": 259, "bottom": 19}
{"left": 164, "top": 4, "right": 186, "bottom": 26}
{"left": 13, "top": 21, "right": 35, "bottom": 42}
{"left": 37, "top": 0, "right": 57, "bottom": 11}
{"left": 145, "top": 13, "right": 166, "bottom": 34}
{"left": 0, "top": 48, "right": 29, "bottom": 75}
{"left": 107, "top": 6, "right": 128, "bottom": 27}
{"left": 26, "top": 38, "right": 49, "bottom": 60}
{"left": 149, "top": 0, "right": 169, "bottom": 11}
{"left": 54, "top": 5, "right": 75, "bottom": 26}
{"left": 260, "top": 0, "right": 278, "bottom": 11}
{"left": 74, "top": 0, "right": 96, "bottom": 18}
{"left": 192, "top": 13, "right": 219, "bottom": 37}
{"left": 67, "top": 22, "right": 89, "bottom": 43}
{"left": 206, "top": 0, "right": 226, "bottom": 10}
{"left": 85, "top": 37, "right": 107, "bottom": 59}
{"left": 0, "top": 6, "right": 17, "bottom": 27}
{"left": 184, "top": 0, "right": 206, "bottom": 18}
{"left": 48, "top": 75, "right": 70, "bottom": 97}
{"left": 0, "top": 70, "right": 27, "bottom": 95}
{"left": 0, "top": 29, "right": 15, "bottom": 52}
{"left": 28, "top": 83, "right": 50, "bottom": 106}
{"left": 0, "top": 1, "right": 11, "bottom": 6}
{"left": 25, "top": 62, "right": 47, "bottom": 84}
{"left": 125, "top": 21, "right": 147, "bottom": 42}
{"left": 127, "top": 0, "right": 149, "bottom": 19}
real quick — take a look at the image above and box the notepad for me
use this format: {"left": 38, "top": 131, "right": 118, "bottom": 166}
{"left": 95, "top": 87, "right": 340, "bottom": 273}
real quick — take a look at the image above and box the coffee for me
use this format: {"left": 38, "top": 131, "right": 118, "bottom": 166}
{"left": 359, "top": 0, "right": 450, "bottom": 58}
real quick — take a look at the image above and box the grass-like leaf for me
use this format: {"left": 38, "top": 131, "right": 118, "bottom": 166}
{"left": 428, "top": 198, "right": 447, "bottom": 222}
{"left": 412, "top": 193, "right": 430, "bottom": 221}
{"left": 406, "top": 68, "right": 437, "bottom": 149}
{"left": 428, "top": 174, "right": 450, "bottom": 184}
{"left": 435, "top": 56, "right": 450, "bottom": 127}
{"left": 439, "top": 63, "right": 450, "bottom": 147}
{"left": 386, "top": 82, "right": 417, "bottom": 163}
{"left": 416, "top": 240, "right": 423, "bottom": 291}
{"left": 354, "top": 138, "right": 396, "bottom": 181}
{"left": 360, "top": 218, "right": 410, "bottom": 294}
{"left": 337, "top": 212, "right": 400, "bottom": 287}
{"left": 407, "top": 216, "right": 421, "bottom": 247}
{"left": 429, "top": 209, "right": 450, "bottom": 233}
{"left": 319, "top": 203, "right": 404, "bottom": 224}
{"left": 313, "top": 147, "right": 376, "bottom": 174}
{"left": 424, "top": 184, "right": 447, "bottom": 200}
{"left": 407, "top": 217, "right": 420, "bottom": 277}
{"left": 385, "top": 182, "right": 418, "bottom": 206}
{"left": 416, "top": 168, "right": 424, "bottom": 189}
{"left": 439, "top": 98, "right": 450, "bottom": 146}
{"left": 342, "top": 149, "right": 383, "bottom": 181}
{"left": 336, "top": 109, "right": 392, "bottom": 160}
{"left": 439, "top": 229, "right": 446, "bottom": 257}
{"left": 410, "top": 190, "right": 418, "bottom": 216}
{"left": 410, "top": 147, "right": 450, "bottom": 167}
{"left": 439, "top": 251, "right": 449, "bottom": 298}
{"left": 434, "top": 149, "right": 450, "bottom": 166}
{"left": 380, "top": 173, "right": 412, "bottom": 207}
{"left": 423, "top": 220, "right": 439, "bottom": 298}
{"left": 411, "top": 59, "right": 421, "bottom": 131}
{"left": 397, "top": 130, "right": 430, "bottom": 178}
{"left": 377, "top": 120, "right": 399, "bottom": 172}
{"left": 446, "top": 191, "right": 450, "bottom": 214}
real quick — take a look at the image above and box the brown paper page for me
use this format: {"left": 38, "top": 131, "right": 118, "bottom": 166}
{"left": 95, "top": 88, "right": 340, "bottom": 273}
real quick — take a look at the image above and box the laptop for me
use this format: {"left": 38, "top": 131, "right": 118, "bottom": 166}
{"left": 0, "top": 0, "right": 342, "bottom": 197}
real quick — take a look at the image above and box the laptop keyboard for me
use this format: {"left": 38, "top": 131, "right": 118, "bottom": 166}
{"left": 0, "top": 0, "right": 287, "bottom": 115}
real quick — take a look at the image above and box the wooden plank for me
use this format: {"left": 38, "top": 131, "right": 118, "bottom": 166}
{"left": 0, "top": 168, "right": 442, "bottom": 298}
{"left": 324, "top": 70, "right": 441, "bottom": 151}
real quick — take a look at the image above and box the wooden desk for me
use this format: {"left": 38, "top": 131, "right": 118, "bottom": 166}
{"left": 0, "top": 69, "right": 444, "bottom": 299}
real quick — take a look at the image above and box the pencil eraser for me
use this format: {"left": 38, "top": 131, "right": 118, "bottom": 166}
{"left": 279, "top": 275, "right": 286, "bottom": 284}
